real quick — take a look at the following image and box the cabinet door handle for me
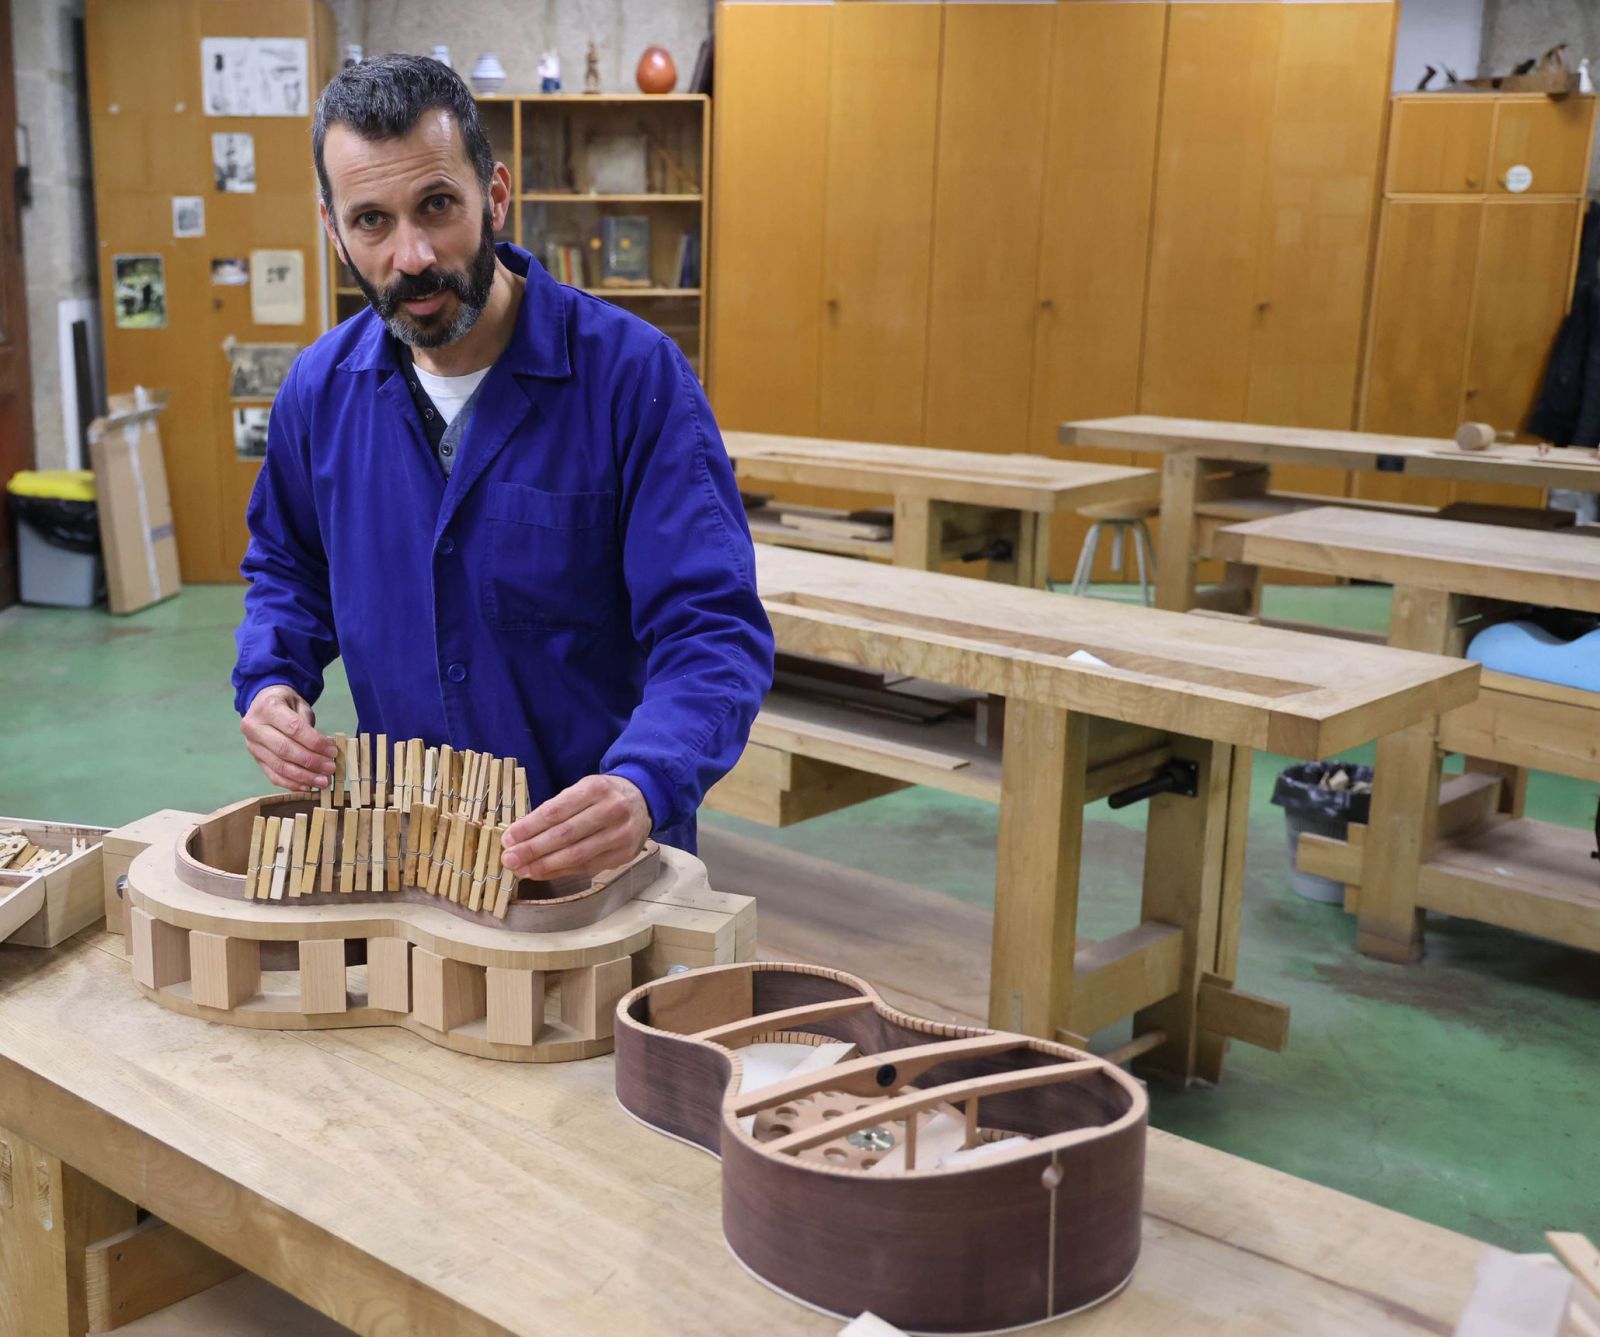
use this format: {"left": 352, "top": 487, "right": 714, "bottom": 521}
{"left": 1465, "top": 176, "right": 1480, "bottom": 189}
{"left": 1039, "top": 298, "right": 1054, "bottom": 311}
{"left": 1256, "top": 300, "right": 1272, "bottom": 313}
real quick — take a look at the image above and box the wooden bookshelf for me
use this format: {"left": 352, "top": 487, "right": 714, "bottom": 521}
{"left": 328, "top": 93, "right": 710, "bottom": 378}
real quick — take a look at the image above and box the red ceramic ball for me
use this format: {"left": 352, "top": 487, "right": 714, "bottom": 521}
{"left": 636, "top": 46, "right": 676, "bottom": 95}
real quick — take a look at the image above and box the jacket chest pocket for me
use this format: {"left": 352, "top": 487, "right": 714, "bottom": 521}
{"left": 481, "top": 483, "right": 620, "bottom": 631}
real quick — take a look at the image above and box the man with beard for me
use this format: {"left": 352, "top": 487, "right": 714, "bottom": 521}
{"left": 233, "top": 55, "right": 773, "bottom": 879}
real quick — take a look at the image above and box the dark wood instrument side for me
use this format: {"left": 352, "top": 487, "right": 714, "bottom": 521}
{"left": 721, "top": 1118, "right": 1144, "bottom": 1332}
{"left": 615, "top": 994, "right": 734, "bottom": 1154}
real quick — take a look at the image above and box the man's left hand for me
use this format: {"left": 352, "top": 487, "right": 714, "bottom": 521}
{"left": 500, "top": 774, "right": 652, "bottom": 882}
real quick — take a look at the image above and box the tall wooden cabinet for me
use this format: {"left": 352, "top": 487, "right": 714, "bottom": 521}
{"left": 711, "top": 1, "right": 1397, "bottom": 581}
{"left": 87, "top": 0, "right": 336, "bottom": 584}
{"left": 1359, "top": 93, "right": 1596, "bottom": 508}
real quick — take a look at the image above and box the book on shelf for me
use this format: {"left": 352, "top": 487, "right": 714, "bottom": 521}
{"left": 542, "top": 241, "right": 589, "bottom": 287}
{"left": 675, "top": 225, "right": 700, "bottom": 290}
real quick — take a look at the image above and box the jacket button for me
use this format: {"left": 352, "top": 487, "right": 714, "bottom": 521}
{"left": 447, "top": 662, "right": 467, "bottom": 684}
{"left": 438, "top": 536, "right": 455, "bottom": 556}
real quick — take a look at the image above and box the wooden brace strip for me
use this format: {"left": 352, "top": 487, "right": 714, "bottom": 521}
{"left": 763, "top": 1060, "right": 1102, "bottom": 1158}
{"left": 732, "top": 1033, "right": 1034, "bottom": 1117}
{"left": 689, "top": 996, "right": 874, "bottom": 1048}
{"left": 85, "top": 1217, "right": 241, "bottom": 1332}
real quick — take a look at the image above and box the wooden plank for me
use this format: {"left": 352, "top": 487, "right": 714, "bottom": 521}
{"left": 557, "top": 956, "right": 634, "bottom": 1042}
{"left": 367, "top": 938, "right": 411, "bottom": 1014}
{"left": 297, "top": 940, "right": 347, "bottom": 1016}
{"left": 1438, "top": 674, "right": 1600, "bottom": 785}
{"left": 85, "top": 1217, "right": 242, "bottom": 1332}
{"left": 989, "top": 701, "right": 1086, "bottom": 1039}
{"left": 1196, "top": 974, "right": 1290, "bottom": 1053}
{"left": 130, "top": 909, "right": 189, "bottom": 991}
{"left": 189, "top": 932, "right": 260, "bottom": 1012}
{"left": 485, "top": 968, "right": 546, "bottom": 1049}
{"left": 411, "top": 948, "right": 486, "bottom": 1034}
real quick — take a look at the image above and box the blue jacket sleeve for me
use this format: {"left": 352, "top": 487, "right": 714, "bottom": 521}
{"left": 231, "top": 361, "right": 339, "bottom": 715}
{"left": 599, "top": 337, "right": 775, "bottom": 830}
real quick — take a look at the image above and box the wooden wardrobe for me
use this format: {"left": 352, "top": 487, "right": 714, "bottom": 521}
{"left": 709, "top": 1, "right": 1396, "bottom": 579}
{"left": 1359, "top": 92, "right": 1597, "bottom": 510}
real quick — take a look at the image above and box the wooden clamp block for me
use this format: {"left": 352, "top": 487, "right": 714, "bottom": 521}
{"left": 559, "top": 956, "right": 633, "bottom": 1041}
{"left": 487, "top": 966, "right": 547, "bottom": 1047}
{"left": 255, "top": 816, "right": 280, "bottom": 901}
{"left": 339, "top": 808, "right": 358, "bottom": 892}
{"left": 354, "top": 809, "right": 372, "bottom": 892}
{"left": 367, "top": 937, "right": 413, "bottom": 1012}
{"left": 299, "top": 938, "right": 348, "bottom": 1014}
{"left": 190, "top": 931, "right": 261, "bottom": 1010}
{"left": 130, "top": 907, "right": 190, "bottom": 990}
{"left": 102, "top": 807, "right": 203, "bottom": 940}
{"left": 268, "top": 820, "right": 292, "bottom": 902}
{"left": 370, "top": 808, "right": 387, "bottom": 893}
{"left": 332, "top": 731, "right": 348, "bottom": 807}
{"left": 411, "top": 947, "right": 486, "bottom": 1033}
{"left": 1196, "top": 972, "right": 1290, "bottom": 1052}
{"left": 301, "top": 809, "right": 325, "bottom": 897}
{"left": 448, "top": 818, "right": 474, "bottom": 903}
{"left": 288, "top": 813, "right": 309, "bottom": 899}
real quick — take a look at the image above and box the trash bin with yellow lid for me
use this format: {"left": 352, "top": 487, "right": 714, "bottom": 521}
{"left": 5, "top": 469, "right": 104, "bottom": 607}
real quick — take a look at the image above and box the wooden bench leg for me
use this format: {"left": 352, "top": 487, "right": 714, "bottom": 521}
{"left": 0, "top": 1122, "right": 138, "bottom": 1335}
{"left": 1154, "top": 454, "right": 1201, "bottom": 611}
{"left": 989, "top": 701, "right": 1087, "bottom": 1039}
{"left": 1195, "top": 745, "right": 1254, "bottom": 1083}
{"left": 1131, "top": 736, "right": 1235, "bottom": 1085}
{"left": 1357, "top": 585, "right": 1457, "bottom": 963}
{"left": 892, "top": 496, "right": 945, "bottom": 571}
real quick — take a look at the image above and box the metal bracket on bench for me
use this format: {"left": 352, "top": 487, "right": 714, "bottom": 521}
{"left": 1106, "top": 759, "right": 1199, "bottom": 810}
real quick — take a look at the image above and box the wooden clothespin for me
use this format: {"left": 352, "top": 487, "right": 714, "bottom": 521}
{"left": 269, "top": 819, "right": 292, "bottom": 901}
{"left": 340, "top": 808, "right": 358, "bottom": 893}
{"left": 331, "top": 732, "right": 348, "bottom": 807}
{"left": 288, "top": 813, "right": 309, "bottom": 899}
{"left": 374, "top": 733, "right": 389, "bottom": 810}
{"left": 303, "top": 809, "right": 325, "bottom": 897}
{"left": 245, "top": 815, "right": 266, "bottom": 898}
{"left": 256, "top": 816, "right": 281, "bottom": 900}
{"left": 318, "top": 808, "right": 337, "bottom": 894}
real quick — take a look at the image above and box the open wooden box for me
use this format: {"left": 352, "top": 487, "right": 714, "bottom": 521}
{"left": 0, "top": 815, "right": 109, "bottom": 947}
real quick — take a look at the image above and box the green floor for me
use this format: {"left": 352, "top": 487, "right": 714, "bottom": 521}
{"left": 2, "top": 582, "right": 1596, "bottom": 1251}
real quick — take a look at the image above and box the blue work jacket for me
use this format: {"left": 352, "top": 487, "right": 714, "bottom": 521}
{"left": 232, "top": 243, "right": 774, "bottom": 852}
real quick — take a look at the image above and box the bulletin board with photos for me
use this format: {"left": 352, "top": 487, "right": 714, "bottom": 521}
{"left": 86, "top": 0, "right": 337, "bottom": 584}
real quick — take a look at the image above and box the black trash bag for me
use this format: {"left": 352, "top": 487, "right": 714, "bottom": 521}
{"left": 1271, "top": 761, "right": 1374, "bottom": 826}
{"left": 6, "top": 494, "right": 101, "bottom": 556}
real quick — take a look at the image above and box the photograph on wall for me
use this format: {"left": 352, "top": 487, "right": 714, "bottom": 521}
{"left": 172, "top": 196, "right": 205, "bottom": 239}
{"left": 212, "top": 132, "right": 256, "bottom": 192}
{"left": 250, "top": 248, "right": 305, "bottom": 325}
{"left": 211, "top": 257, "right": 250, "bottom": 286}
{"left": 112, "top": 254, "right": 167, "bottom": 329}
{"left": 228, "top": 342, "right": 299, "bottom": 399}
{"left": 202, "top": 36, "right": 308, "bottom": 116}
{"left": 233, "top": 406, "right": 271, "bottom": 459}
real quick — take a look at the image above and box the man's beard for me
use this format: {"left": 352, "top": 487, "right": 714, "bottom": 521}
{"left": 343, "top": 209, "right": 498, "bottom": 349}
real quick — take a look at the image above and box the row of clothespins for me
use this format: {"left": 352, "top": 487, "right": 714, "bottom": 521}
{"left": 244, "top": 801, "right": 521, "bottom": 918}
{"left": 317, "top": 733, "right": 530, "bottom": 828}
{"left": 0, "top": 829, "right": 87, "bottom": 875}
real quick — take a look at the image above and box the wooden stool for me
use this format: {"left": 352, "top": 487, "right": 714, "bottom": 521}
{"left": 1069, "top": 499, "right": 1159, "bottom": 604}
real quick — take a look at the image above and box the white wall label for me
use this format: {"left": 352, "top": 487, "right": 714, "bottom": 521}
{"left": 1504, "top": 164, "right": 1534, "bottom": 194}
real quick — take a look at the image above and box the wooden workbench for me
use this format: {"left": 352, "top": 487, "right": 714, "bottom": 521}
{"left": 1215, "top": 506, "right": 1600, "bottom": 964}
{"left": 726, "top": 431, "right": 1157, "bottom": 588}
{"left": 707, "top": 547, "right": 1477, "bottom": 1081}
{"left": 1059, "top": 415, "right": 1600, "bottom": 612}
{"left": 0, "top": 929, "right": 1493, "bottom": 1336}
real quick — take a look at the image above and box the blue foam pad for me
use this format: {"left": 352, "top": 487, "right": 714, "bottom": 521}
{"left": 1465, "top": 620, "right": 1600, "bottom": 693}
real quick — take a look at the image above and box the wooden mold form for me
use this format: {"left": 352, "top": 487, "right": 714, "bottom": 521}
{"left": 124, "top": 790, "right": 755, "bottom": 1064}
{"left": 0, "top": 815, "right": 110, "bottom": 947}
{"left": 615, "top": 962, "right": 1147, "bottom": 1333}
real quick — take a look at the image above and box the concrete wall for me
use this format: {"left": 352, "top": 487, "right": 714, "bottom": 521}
{"left": 12, "top": 0, "right": 96, "bottom": 471}
{"left": 335, "top": 0, "right": 711, "bottom": 99}
{"left": 1482, "top": 0, "right": 1600, "bottom": 191}
{"left": 1393, "top": 0, "right": 1485, "bottom": 92}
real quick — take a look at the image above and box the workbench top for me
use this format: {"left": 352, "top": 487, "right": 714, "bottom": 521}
{"left": 755, "top": 546, "right": 1478, "bottom": 758}
{"left": 1061, "top": 415, "right": 1600, "bottom": 491}
{"left": 0, "top": 930, "right": 1491, "bottom": 1336}
{"left": 726, "top": 431, "right": 1158, "bottom": 513}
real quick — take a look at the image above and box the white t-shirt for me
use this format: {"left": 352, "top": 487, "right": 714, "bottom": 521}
{"left": 412, "top": 363, "right": 491, "bottom": 428}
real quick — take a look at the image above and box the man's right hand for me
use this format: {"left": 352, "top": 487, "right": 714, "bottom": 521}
{"left": 241, "top": 685, "right": 338, "bottom": 791}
